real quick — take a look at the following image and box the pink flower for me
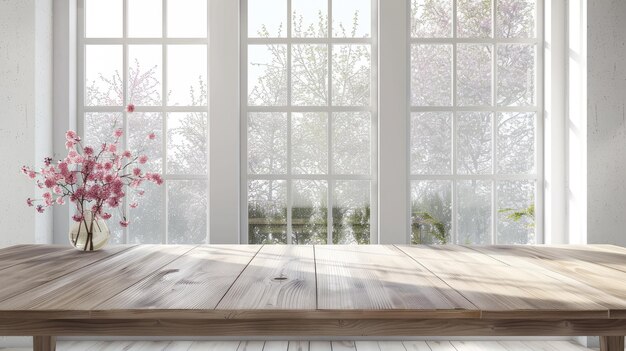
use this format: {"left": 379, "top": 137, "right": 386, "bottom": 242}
{"left": 122, "top": 150, "right": 132, "bottom": 158}
{"left": 28, "top": 171, "right": 36, "bottom": 179}
{"left": 119, "top": 220, "right": 129, "bottom": 227}
{"left": 36, "top": 205, "right": 45, "bottom": 213}
{"left": 65, "top": 140, "right": 76, "bottom": 150}
{"left": 44, "top": 177, "right": 56, "bottom": 189}
{"left": 129, "top": 202, "right": 138, "bottom": 209}
{"left": 108, "top": 144, "right": 117, "bottom": 153}
{"left": 114, "top": 128, "right": 123, "bottom": 138}
{"left": 56, "top": 197, "right": 65, "bottom": 205}
{"left": 65, "top": 130, "right": 77, "bottom": 140}
{"left": 138, "top": 155, "right": 148, "bottom": 164}
{"left": 83, "top": 146, "right": 94, "bottom": 155}
{"left": 145, "top": 173, "right": 163, "bottom": 185}
{"left": 126, "top": 104, "right": 135, "bottom": 113}
{"left": 72, "top": 213, "right": 83, "bottom": 222}
{"left": 133, "top": 167, "right": 142, "bottom": 176}
{"left": 137, "top": 190, "right": 145, "bottom": 196}
{"left": 104, "top": 162, "right": 113, "bottom": 171}
{"left": 21, "top": 166, "right": 29, "bottom": 175}
{"left": 101, "top": 212, "right": 112, "bottom": 220}
{"left": 26, "top": 198, "right": 34, "bottom": 207}
{"left": 53, "top": 185, "right": 63, "bottom": 195}
{"left": 147, "top": 132, "right": 156, "bottom": 140}
{"left": 43, "top": 157, "right": 52, "bottom": 167}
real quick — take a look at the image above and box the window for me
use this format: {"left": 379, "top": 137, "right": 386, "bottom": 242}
{"left": 409, "top": 0, "right": 542, "bottom": 244}
{"left": 78, "top": 0, "right": 209, "bottom": 244}
{"left": 242, "top": 0, "right": 378, "bottom": 244}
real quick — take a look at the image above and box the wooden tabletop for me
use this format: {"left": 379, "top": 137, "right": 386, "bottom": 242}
{"left": 1, "top": 244, "right": 626, "bottom": 345}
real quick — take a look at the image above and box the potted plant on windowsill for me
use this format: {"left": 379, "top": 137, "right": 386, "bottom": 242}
{"left": 21, "top": 110, "right": 162, "bottom": 251}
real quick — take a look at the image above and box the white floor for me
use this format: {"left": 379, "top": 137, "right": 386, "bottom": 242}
{"left": 0, "top": 340, "right": 607, "bottom": 351}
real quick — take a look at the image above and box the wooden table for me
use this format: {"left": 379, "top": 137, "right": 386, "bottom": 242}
{"left": 0, "top": 244, "right": 625, "bottom": 351}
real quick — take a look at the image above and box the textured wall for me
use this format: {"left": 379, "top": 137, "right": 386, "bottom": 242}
{"left": 587, "top": 0, "right": 626, "bottom": 246}
{"left": 0, "top": 0, "right": 53, "bottom": 248}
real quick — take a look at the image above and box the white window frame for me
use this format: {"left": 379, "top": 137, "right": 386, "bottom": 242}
{"left": 407, "top": 0, "right": 545, "bottom": 244}
{"left": 240, "top": 0, "right": 379, "bottom": 244}
{"left": 76, "top": 0, "right": 211, "bottom": 244}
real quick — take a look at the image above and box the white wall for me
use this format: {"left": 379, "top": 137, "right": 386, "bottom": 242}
{"left": 586, "top": 0, "right": 626, "bottom": 246}
{"left": 0, "top": 0, "right": 53, "bottom": 248}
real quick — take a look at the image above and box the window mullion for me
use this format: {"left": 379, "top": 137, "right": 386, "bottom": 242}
{"left": 286, "top": 0, "right": 293, "bottom": 245}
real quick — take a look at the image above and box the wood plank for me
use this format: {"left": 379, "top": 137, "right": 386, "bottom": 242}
{"left": 216, "top": 245, "right": 316, "bottom": 310}
{"left": 237, "top": 341, "right": 265, "bottom": 351}
{"left": 315, "top": 245, "right": 477, "bottom": 314}
{"left": 544, "top": 245, "right": 626, "bottom": 274}
{"left": 451, "top": 341, "right": 508, "bottom": 351}
{"left": 397, "top": 245, "right": 610, "bottom": 318}
{"left": 426, "top": 341, "right": 456, "bottom": 351}
{"left": 309, "top": 341, "right": 332, "bottom": 351}
{"left": 353, "top": 341, "right": 380, "bottom": 351}
{"left": 264, "top": 341, "right": 289, "bottom": 351}
{"left": 0, "top": 245, "right": 194, "bottom": 311}
{"left": 497, "top": 341, "right": 534, "bottom": 351}
{"left": 288, "top": 341, "right": 309, "bottom": 351}
{"left": 95, "top": 245, "right": 260, "bottom": 310}
{"left": 132, "top": 341, "right": 173, "bottom": 351}
{"left": 188, "top": 341, "right": 240, "bottom": 351}
{"left": 33, "top": 336, "right": 55, "bottom": 351}
{"left": 331, "top": 341, "right": 356, "bottom": 351}
{"left": 0, "top": 245, "right": 72, "bottom": 272}
{"left": 0, "top": 245, "right": 133, "bottom": 303}
{"left": 601, "top": 336, "right": 625, "bottom": 351}
{"left": 545, "top": 341, "right": 592, "bottom": 351}
{"left": 375, "top": 341, "right": 406, "bottom": 351}
{"left": 402, "top": 341, "right": 433, "bottom": 351}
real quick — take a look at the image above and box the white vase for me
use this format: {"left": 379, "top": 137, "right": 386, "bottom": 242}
{"left": 69, "top": 212, "right": 110, "bottom": 251}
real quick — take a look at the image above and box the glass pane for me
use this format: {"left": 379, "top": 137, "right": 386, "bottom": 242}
{"left": 333, "top": 181, "right": 370, "bottom": 244}
{"left": 128, "top": 45, "right": 162, "bottom": 106}
{"left": 497, "top": 0, "right": 536, "bottom": 38}
{"left": 292, "top": 180, "right": 328, "bottom": 244}
{"left": 248, "top": 179, "right": 287, "bottom": 244}
{"left": 332, "top": 0, "right": 371, "bottom": 38}
{"left": 248, "top": 0, "right": 287, "bottom": 38}
{"left": 497, "top": 180, "right": 535, "bottom": 244}
{"left": 167, "top": 45, "right": 207, "bottom": 106}
{"left": 168, "top": 180, "right": 208, "bottom": 244}
{"left": 128, "top": 0, "right": 162, "bottom": 38}
{"left": 411, "top": 180, "right": 451, "bottom": 244}
{"left": 457, "top": 44, "right": 492, "bottom": 106}
{"left": 497, "top": 44, "right": 536, "bottom": 106}
{"left": 292, "top": 0, "right": 327, "bottom": 38}
{"left": 333, "top": 112, "right": 370, "bottom": 175}
{"left": 457, "top": 0, "right": 492, "bottom": 38}
{"left": 332, "top": 44, "right": 371, "bottom": 106}
{"left": 497, "top": 112, "right": 535, "bottom": 174}
{"left": 129, "top": 112, "right": 163, "bottom": 173}
{"left": 292, "top": 45, "right": 328, "bottom": 106}
{"left": 129, "top": 185, "right": 164, "bottom": 244}
{"left": 85, "top": 45, "right": 123, "bottom": 106}
{"left": 106, "top": 210, "right": 125, "bottom": 244}
{"left": 457, "top": 180, "right": 491, "bottom": 245}
{"left": 248, "top": 44, "right": 288, "bottom": 106}
{"left": 292, "top": 112, "right": 328, "bottom": 175}
{"left": 410, "top": 112, "right": 452, "bottom": 175}
{"left": 457, "top": 112, "right": 492, "bottom": 175}
{"left": 167, "top": 0, "right": 207, "bottom": 38}
{"left": 411, "top": 44, "right": 452, "bottom": 106}
{"left": 85, "top": 0, "right": 122, "bottom": 38}
{"left": 84, "top": 113, "right": 123, "bottom": 147}
{"left": 248, "top": 113, "right": 288, "bottom": 175}
{"left": 167, "top": 112, "right": 208, "bottom": 175}
{"left": 410, "top": 0, "right": 452, "bottom": 38}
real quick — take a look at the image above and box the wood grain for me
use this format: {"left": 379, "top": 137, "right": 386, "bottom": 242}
{"left": 217, "top": 245, "right": 316, "bottom": 310}
{"left": 600, "top": 336, "right": 625, "bottom": 351}
{"left": 0, "top": 245, "right": 71, "bottom": 272}
{"left": 315, "top": 245, "right": 476, "bottom": 313}
{"left": 96, "top": 245, "right": 260, "bottom": 310}
{"left": 33, "top": 336, "right": 55, "bottom": 351}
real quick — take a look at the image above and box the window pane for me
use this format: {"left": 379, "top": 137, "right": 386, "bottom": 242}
{"left": 332, "top": 0, "right": 371, "bottom": 38}
{"left": 334, "top": 181, "right": 370, "bottom": 244}
{"left": 248, "top": 0, "right": 287, "bottom": 38}
{"left": 497, "top": 44, "right": 536, "bottom": 106}
{"left": 167, "top": 112, "right": 208, "bottom": 175}
{"left": 457, "top": 44, "right": 492, "bottom": 106}
{"left": 411, "top": 180, "right": 451, "bottom": 244}
{"left": 107, "top": 210, "right": 125, "bottom": 244}
{"left": 457, "top": 112, "right": 492, "bottom": 175}
{"left": 292, "top": 0, "right": 327, "bottom": 38}
{"left": 497, "top": 0, "right": 536, "bottom": 38}
{"left": 457, "top": 0, "right": 492, "bottom": 38}
{"left": 129, "top": 185, "right": 164, "bottom": 244}
{"left": 248, "top": 113, "right": 288, "bottom": 175}
{"left": 497, "top": 112, "right": 535, "bottom": 174}
{"left": 128, "top": 0, "right": 162, "bottom": 38}
{"left": 411, "top": 112, "right": 452, "bottom": 175}
{"left": 85, "top": 45, "right": 123, "bottom": 106}
{"left": 167, "top": 45, "right": 207, "bottom": 106}
{"left": 292, "top": 45, "right": 328, "bottom": 106}
{"left": 248, "top": 44, "right": 288, "bottom": 106}
{"left": 129, "top": 112, "right": 163, "bottom": 173}
{"left": 457, "top": 180, "right": 491, "bottom": 244}
{"left": 411, "top": 44, "right": 452, "bottom": 106}
{"left": 292, "top": 180, "right": 328, "bottom": 244}
{"left": 332, "top": 44, "right": 371, "bottom": 106}
{"left": 85, "top": 0, "right": 122, "bottom": 38}
{"left": 167, "top": 0, "right": 207, "bottom": 38}
{"left": 410, "top": 0, "right": 452, "bottom": 38}
{"left": 84, "top": 113, "right": 123, "bottom": 147}
{"left": 497, "top": 180, "right": 535, "bottom": 244}
{"left": 248, "top": 180, "right": 287, "bottom": 244}
{"left": 333, "top": 112, "right": 370, "bottom": 175}
{"left": 168, "top": 180, "right": 208, "bottom": 244}
{"left": 128, "top": 45, "right": 162, "bottom": 106}
{"left": 292, "top": 112, "right": 328, "bottom": 175}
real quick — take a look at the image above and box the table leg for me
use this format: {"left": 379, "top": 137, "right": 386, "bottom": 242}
{"left": 600, "top": 336, "right": 625, "bottom": 351}
{"left": 33, "top": 336, "right": 56, "bottom": 351}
